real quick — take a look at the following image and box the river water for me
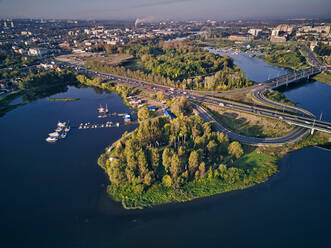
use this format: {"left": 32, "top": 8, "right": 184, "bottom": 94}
{"left": 1, "top": 52, "right": 331, "bottom": 247}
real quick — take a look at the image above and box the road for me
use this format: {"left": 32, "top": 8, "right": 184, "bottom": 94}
{"left": 57, "top": 63, "right": 331, "bottom": 145}
{"left": 192, "top": 103, "right": 309, "bottom": 146}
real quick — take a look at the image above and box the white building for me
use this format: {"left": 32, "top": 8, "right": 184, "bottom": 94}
{"left": 271, "top": 29, "right": 279, "bottom": 37}
{"left": 28, "top": 48, "right": 49, "bottom": 57}
{"left": 248, "top": 29, "right": 262, "bottom": 36}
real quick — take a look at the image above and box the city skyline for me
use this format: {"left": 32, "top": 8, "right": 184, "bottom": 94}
{"left": 0, "top": 0, "right": 330, "bottom": 20}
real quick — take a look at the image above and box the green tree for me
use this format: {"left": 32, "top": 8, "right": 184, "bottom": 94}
{"left": 138, "top": 106, "right": 151, "bottom": 122}
{"left": 188, "top": 150, "right": 199, "bottom": 175}
{"left": 162, "top": 148, "right": 172, "bottom": 171}
{"left": 170, "top": 154, "right": 180, "bottom": 179}
{"left": 199, "top": 162, "right": 206, "bottom": 178}
{"left": 162, "top": 175, "right": 172, "bottom": 187}
{"left": 228, "top": 141, "right": 244, "bottom": 159}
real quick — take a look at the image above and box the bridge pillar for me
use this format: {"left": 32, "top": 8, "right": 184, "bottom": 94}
{"left": 311, "top": 128, "right": 315, "bottom": 135}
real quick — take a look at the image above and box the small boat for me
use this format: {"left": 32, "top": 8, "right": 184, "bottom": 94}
{"left": 60, "top": 132, "right": 67, "bottom": 139}
{"left": 64, "top": 126, "right": 70, "bottom": 132}
{"left": 116, "top": 122, "right": 120, "bottom": 127}
{"left": 49, "top": 132, "right": 59, "bottom": 137}
{"left": 46, "top": 136, "right": 58, "bottom": 143}
{"left": 57, "top": 121, "right": 66, "bottom": 128}
{"left": 98, "top": 104, "right": 109, "bottom": 114}
{"left": 55, "top": 127, "right": 63, "bottom": 132}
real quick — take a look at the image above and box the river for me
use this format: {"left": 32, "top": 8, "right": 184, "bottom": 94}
{"left": 1, "top": 53, "right": 331, "bottom": 247}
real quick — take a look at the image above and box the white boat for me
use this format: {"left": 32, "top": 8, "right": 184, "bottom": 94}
{"left": 57, "top": 121, "right": 66, "bottom": 128}
{"left": 49, "top": 132, "right": 59, "bottom": 137}
{"left": 64, "top": 126, "right": 70, "bottom": 132}
{"left": 116, "top": 122, "right": 120, "bottom": 127}
{"left": 60, "top": 132, "right": 67, "bottom": 139}
{"left": 98, "top": 104, "right": 109, "bottom": 114}
{"left": 46, "top": 136, "right": 58, "bottom": 143}
{"left": 55, "top": 127, "right": 63, "bottom": 132}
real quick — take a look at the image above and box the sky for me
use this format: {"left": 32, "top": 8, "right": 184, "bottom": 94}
{"left": 0, "top": 0, "right": 330, "bottom": 20}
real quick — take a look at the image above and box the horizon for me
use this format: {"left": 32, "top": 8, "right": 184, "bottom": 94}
{"left": 0, "top": 0, "right": 330, "bottom": 20}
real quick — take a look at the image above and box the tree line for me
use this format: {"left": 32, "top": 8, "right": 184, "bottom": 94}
{"left": 86, "top": 41, "right": 253, "bottom": 90}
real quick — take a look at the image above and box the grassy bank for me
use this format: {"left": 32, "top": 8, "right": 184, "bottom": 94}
{"left": 0, "top": 91, "right": 25, "bottom": 117}
{"left": 0, "top": 70, "right": 78, "bottom": 117}
{"left": 206, "top": 105, "right": 294, "bottom": 138}
{"left": 264, "top": 90, "right": 295, "bottom": 106}
{"left": 312, "top": 71, "right": 331, "bottom": 85}
{"left": 105, "top": 150, "right": 278, "bottom": 210}
{"left": 260, "top": 44, "right": 309, "bottom": 71}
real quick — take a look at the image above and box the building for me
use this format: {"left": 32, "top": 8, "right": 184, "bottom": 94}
{"left": 228, "top": 35, "right": 253, "bottom": 42}
{"left": 248, "top": 29, "right": 262, "bottom": 36}
{"left": 310, "top": 41, "right": 319, "bottom": 51}
{"left": 28, "top": 48, "right": 50, "bottom": 56}
{"left": 276, "top": 24, "right": 294, "bottom": 34}
{"left": 148, "top": 106, "right": 157, "bottom": 112}
{"left": 271, "top": 29, "right": 279, "bottom": 37}
{"left": 270, "top": 36, "right": 287, "bottom": 43}
{"left": 124, "top": 114, "right": 131, "bottom": 123}
{"left": 59, "top": 41, "right": 71, "bottom": 48}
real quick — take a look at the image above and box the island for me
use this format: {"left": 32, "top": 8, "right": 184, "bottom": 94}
{"left": 97, "top": 102, "right": 278, "bottom": 209}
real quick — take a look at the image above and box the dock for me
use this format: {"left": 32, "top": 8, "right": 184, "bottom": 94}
{"left": 76, "top": 121, "right": 138, "bottom": 130}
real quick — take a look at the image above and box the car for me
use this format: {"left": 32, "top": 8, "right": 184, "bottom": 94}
{"left": 278, "top": 116, "right": 284, "bottom": 120}
{"left": 219, "top": 103, "right": 225, "bottom": 107}
{"left": 305, "top": 121, "right": 311, "bottom": 124}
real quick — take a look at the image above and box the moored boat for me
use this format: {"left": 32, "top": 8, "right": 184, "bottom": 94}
{"left": 57, "top": 121, "right": 66, "bottom": 128}
{"left": 46, "top": 136, "right": 58, "bottom": 143}
{"left": 49, "top": 132, "right": 59, "bottom": 137}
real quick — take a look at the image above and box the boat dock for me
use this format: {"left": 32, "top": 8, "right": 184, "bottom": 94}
{"left": 45, "top": 104, "right": 138, "bottom": 143}
{"left": 76, "top": 121, "right": 137, "bottom": 130}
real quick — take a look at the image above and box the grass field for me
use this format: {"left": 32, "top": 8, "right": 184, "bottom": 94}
{"left": 206, "top": 104, "right": 295, "bottom": 138}
{"left": 56, "top": 53, "right": 132, "bottom": 66}
{"left": 313, "top": 71, "right": 331, "bottom": 85}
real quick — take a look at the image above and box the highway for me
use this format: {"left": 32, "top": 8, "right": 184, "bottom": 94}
{"left": 58, "top": 63, "right": 331, "bottom": 145}
{"left": 192, "top": 103, "right": 309, "bottom": 146}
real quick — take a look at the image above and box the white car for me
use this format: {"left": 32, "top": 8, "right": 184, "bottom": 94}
{"left": 219, "top": 103, "right": 225, "bottom": 107}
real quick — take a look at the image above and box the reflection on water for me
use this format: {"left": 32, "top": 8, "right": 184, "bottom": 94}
{"left": 1, "top": 57, "right": 331, "bottom": 247}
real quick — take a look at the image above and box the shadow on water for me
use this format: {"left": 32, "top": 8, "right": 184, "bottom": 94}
{"left": 274, "top": 78, "right": 316, "bottom": 93}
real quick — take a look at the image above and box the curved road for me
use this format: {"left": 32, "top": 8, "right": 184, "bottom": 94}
{"left": 193, "top": 103, "right": 309, "bottom": 146}
{"left": 58, "top": 63, "right": 331, "bottom": 145}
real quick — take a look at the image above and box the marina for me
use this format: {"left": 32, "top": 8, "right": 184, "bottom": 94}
{"left": 45, "top": 103, "right": 137, "bottom": 142}
{"left": 46, "top": 121, "right": 70, "bottom": 143}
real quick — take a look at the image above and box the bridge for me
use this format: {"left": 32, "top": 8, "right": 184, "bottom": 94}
{"left": 263, "top": 66, "right": 326, "bottom": 89}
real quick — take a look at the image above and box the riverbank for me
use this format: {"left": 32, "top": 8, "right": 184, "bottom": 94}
{"left": 98, "top": 114, "right": 279, "bottom": 210}
{"left": 0, "top": 70, "right": 78, "bottom": 117}
{"left": 312, "top": 71, "right": 331, "bottom": 85}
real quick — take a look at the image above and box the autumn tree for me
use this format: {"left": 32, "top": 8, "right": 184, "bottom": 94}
{"left": 138, "top": 106, "right": 151, "bottom": 122}
{"left": 228, "top": 141, "right": 244, "bottom": 159}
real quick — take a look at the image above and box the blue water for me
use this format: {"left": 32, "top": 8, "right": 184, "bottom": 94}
{"left": 1, "top": 56, "right": 331, "bottom": 248}
{"left": 208, "top": 47, "right": 289, "bottom": 82}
